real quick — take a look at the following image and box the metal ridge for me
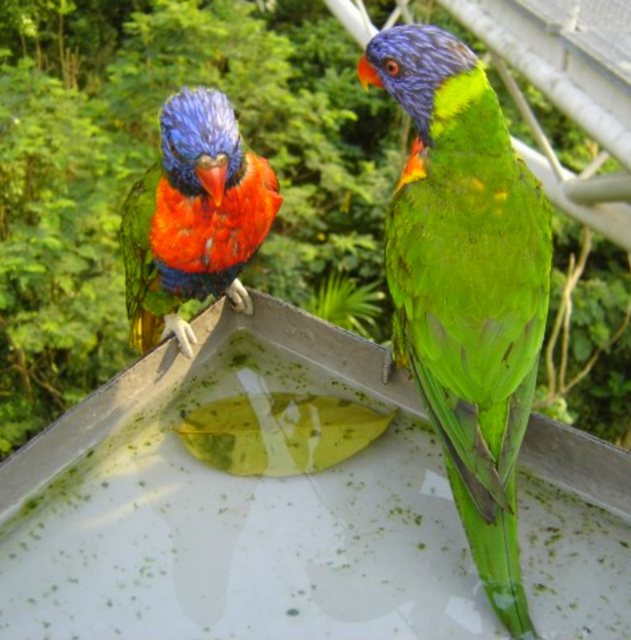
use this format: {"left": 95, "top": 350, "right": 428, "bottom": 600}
{"left": 1, "top": 291, "right": 629, "bottom": 522}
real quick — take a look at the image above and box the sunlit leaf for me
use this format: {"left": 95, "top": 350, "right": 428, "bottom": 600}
{"left": 173, "top": 393, "right": 395, "bottom": 476}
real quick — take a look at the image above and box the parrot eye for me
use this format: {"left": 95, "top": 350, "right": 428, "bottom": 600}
{"left": 384, "top": 59, "right": 401, "bottom": 77}
{"left": 168, "top": 137, "right": 184, "bottom": 161}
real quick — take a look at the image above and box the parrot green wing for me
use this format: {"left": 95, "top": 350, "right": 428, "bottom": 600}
{"left": 407, "top": 349, "right": 510, "bottom": 519}
{"left": 408, "top": 344, "right": 540, "bottom": 519}
{"left": 119, "top": 163, "right": 180, "bottom": 351}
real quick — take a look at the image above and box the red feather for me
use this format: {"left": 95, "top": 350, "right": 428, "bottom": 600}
{"left": 396, "top": 137, "right": 427, "bottom": 193}
{"left": 150, "top": 152, "right": 282, "bottom": 273}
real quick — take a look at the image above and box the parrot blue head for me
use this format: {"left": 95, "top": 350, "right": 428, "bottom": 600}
{"left": 160, "top": 87, "right": 244, "bottom": 205}
{"left": 359, "top": 24, "right": 478, "bottom": 145}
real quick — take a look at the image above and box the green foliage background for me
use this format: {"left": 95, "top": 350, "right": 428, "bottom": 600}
{"left": 1, "top": 0, "right": 629, "bottom": 458}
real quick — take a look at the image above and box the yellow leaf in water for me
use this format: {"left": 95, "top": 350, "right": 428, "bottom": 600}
{"left": 173, "top": 393, "right": 396, "bottom": 476}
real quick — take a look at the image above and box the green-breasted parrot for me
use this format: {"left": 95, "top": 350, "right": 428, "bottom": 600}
{"left": 358, "top": 24, "right": 552, "bottom": 639}
{"left": 120, "top": 87, "right": 282, "bottom": 358}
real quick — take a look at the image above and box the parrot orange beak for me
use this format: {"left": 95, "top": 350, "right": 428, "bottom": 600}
{"left": 195, "top": 154, "right": 229, "bottom": 207}
{"left": 357, "top": 54, "right": 383, "bottom": 90}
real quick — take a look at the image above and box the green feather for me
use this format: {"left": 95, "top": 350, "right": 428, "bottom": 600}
{"left": 386, "top": 65, "right": 552, "bottom": 639}
{"left": 119, "top": 164, "right": 181, "bottom": 352}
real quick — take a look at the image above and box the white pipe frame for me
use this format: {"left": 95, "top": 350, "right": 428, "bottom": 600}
{"left": 321, "top": 0, "right": 631, "bottom": 251}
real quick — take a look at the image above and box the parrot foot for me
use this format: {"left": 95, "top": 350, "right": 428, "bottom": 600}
{"left": 225, "top": 278, "right": 253, "bottom": 316}
{"left": 162, "top": 313, "right": 198, "bottom": 359}
{"left": 382, "top": 344, "right": 394, "bottom": 385}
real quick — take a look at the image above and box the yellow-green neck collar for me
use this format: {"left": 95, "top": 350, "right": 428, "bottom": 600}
{"left": 430, "top": 62, "right": 489, "bottom": 140}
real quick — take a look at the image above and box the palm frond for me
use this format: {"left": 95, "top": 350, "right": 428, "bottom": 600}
{"left": 304, "top": 271, "right": 385, "bottom": 338}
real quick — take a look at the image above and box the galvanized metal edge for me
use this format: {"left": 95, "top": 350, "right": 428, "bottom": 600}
{"left": 1, "top": 291, "right": 629, "bottom": 523}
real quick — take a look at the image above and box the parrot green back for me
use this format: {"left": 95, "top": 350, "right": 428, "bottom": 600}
{"left": 387, "top": 67, "right": 552, "bottom": 407}
{"left": 387, "top": 63, "right": 552, "bottom": 507}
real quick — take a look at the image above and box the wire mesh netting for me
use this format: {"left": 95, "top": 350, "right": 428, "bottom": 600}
{"left": 571, "top": 0, "right": 631, "bottom": 84}
{"left": 513, "top": 0, "right": 631, "bottom": 86}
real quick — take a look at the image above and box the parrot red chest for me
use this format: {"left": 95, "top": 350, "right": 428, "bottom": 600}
{"left": 150, "top": 153, "right": 282, "bottom": 273}
{"left": 149, "top": 152, "right": 281, "bottom": 274}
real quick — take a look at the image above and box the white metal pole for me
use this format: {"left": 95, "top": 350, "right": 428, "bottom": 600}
{"left": 321, "top": 0, "right": 631, "bottom": 249}
{"left": 514, "top": 139, "right": 631, "bottom": 250}
{"left": 563, "top": 173, "right": 631, "bottom": 205}
{"left": 321, "top": 0, "right": 377, "bottom": 47}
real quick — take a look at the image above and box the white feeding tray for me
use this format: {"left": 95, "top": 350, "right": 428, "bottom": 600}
{"left": 0, "top": 292, "right": 630, "bottom": 640}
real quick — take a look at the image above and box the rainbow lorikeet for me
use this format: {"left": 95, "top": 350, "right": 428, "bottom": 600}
{"left": 120, "top": 87, "right": 282, "bottom": 358}
{"left": 358, "top": 25, "right": 552, "bottom": 639}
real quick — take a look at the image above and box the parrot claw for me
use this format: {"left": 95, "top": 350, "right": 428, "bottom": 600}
{"left": 382, "top": 344, "right": 394, "bottom": 385}
{"left": 162, "top": 313, "right": 198, "bottom": 359}
{"left": 225, "top": 278, "right": 253, "bottom": 316}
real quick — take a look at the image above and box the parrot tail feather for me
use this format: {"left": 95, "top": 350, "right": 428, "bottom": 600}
{"left": 437, "top": 425, "right": 498, "bottom": 523}
{"left": 447, "top": 460, "right": 539, "bottom": 639}
{"left": 130, "top": 309, "right": 165, "bottom": 355}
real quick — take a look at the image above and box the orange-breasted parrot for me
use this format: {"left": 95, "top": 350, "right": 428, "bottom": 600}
{"left": 358, "top": 24, "right": 552, "bottom": 639}
{"left": 120, "top": 87, "right": 282, "bottom": 358}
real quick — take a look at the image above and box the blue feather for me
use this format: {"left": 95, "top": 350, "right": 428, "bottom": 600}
{"left": 157, "top": 262, "right": 246, "bottom": 300}
{"left": 160, "top": 87, "right": 243, "bottom": 196}
{"left": 365, "top": 25, "right": 477, "bottom": 145}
